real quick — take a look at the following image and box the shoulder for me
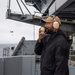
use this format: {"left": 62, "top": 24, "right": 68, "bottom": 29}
{"left": 56, "top": 35, "right": 69, "bottom": 48}
{"left": 57, "top": 35, "right": 67, "bottom": 42}
{"left": 56, "top": 35, "right": 66, "bottom": 41}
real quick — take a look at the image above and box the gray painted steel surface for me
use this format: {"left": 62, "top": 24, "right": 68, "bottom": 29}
{"left": 0, "top": 55, "right": 35, "bottom": 75}
{"left": 0, "top": 59, "right": 4, "bottom": 75}
{"left": 69, "top": 66, "right": 75, "bottom": 75}
{"left": 12, "top": 37, "right": 36, "bottom": 56}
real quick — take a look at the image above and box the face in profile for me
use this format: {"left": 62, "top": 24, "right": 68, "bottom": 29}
{"left": 44, "top": 22, "right": 53, "bottom": 33}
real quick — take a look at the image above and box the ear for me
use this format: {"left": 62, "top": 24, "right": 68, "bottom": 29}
{"left": 53, "top": 21, "right": 60, "bottom": 29}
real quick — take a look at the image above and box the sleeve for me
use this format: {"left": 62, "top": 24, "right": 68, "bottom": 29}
{"left": 54, "top": 44, "right": 69, "bottom": 75}
{"left": 34, "top": 40, "right": 43, "bottom": 55}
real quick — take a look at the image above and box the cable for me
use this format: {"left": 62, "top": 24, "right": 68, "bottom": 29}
{"left": 16, "top": 0, "right": 24, "bottom": 15}
{"left": 21, "top": 0, "right": 32, "bottom": 15}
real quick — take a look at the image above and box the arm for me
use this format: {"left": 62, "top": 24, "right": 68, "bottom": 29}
{"left": 54, "top": 42, "right": 69, "bottom": 75}
{"left": 34, "top": 40, "right": 43, "bottom": 55}
{"left": 34, "top": 27, "right": 46, "bottom": 55}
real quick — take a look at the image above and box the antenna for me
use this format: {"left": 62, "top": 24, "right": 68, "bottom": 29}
{"left": 33, "top": 25, "right": 35, "bottom": 40}
{"left": 7, "top": 0, "right": 11, "bottom": 10}
{"left": 55, "top": 0, "right": 56, "bottom": 12}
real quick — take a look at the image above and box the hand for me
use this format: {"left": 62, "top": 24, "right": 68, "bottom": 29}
{"left": 38, "top": 27, "right": 46, "bottom": 43}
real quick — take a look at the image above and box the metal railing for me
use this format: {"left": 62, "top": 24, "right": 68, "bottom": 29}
{"left": 69, "top": 49, "right": 75, "bottom": 66}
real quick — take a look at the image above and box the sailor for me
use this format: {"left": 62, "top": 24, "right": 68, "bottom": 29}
{"left": 34, "top": 16, "right": 72, "bottom": 75}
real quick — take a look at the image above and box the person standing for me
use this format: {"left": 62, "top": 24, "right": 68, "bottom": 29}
{"left": 34, "top": 16, "right": 72, "bottom": 75}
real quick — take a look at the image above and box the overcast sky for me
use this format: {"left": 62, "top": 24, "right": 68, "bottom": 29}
{"left": 0, "top": 0, "right": 41, "bottom": 44}
{"left": 0, "top": 0, "right": 75, "bottom": 44}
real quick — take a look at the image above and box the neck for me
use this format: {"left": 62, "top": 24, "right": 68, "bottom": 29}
{"left": 46, "top": 29, "right": 56, "bottom": 35}
{"left": 53, "top": 28, "right": 58, "bottom": 32}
